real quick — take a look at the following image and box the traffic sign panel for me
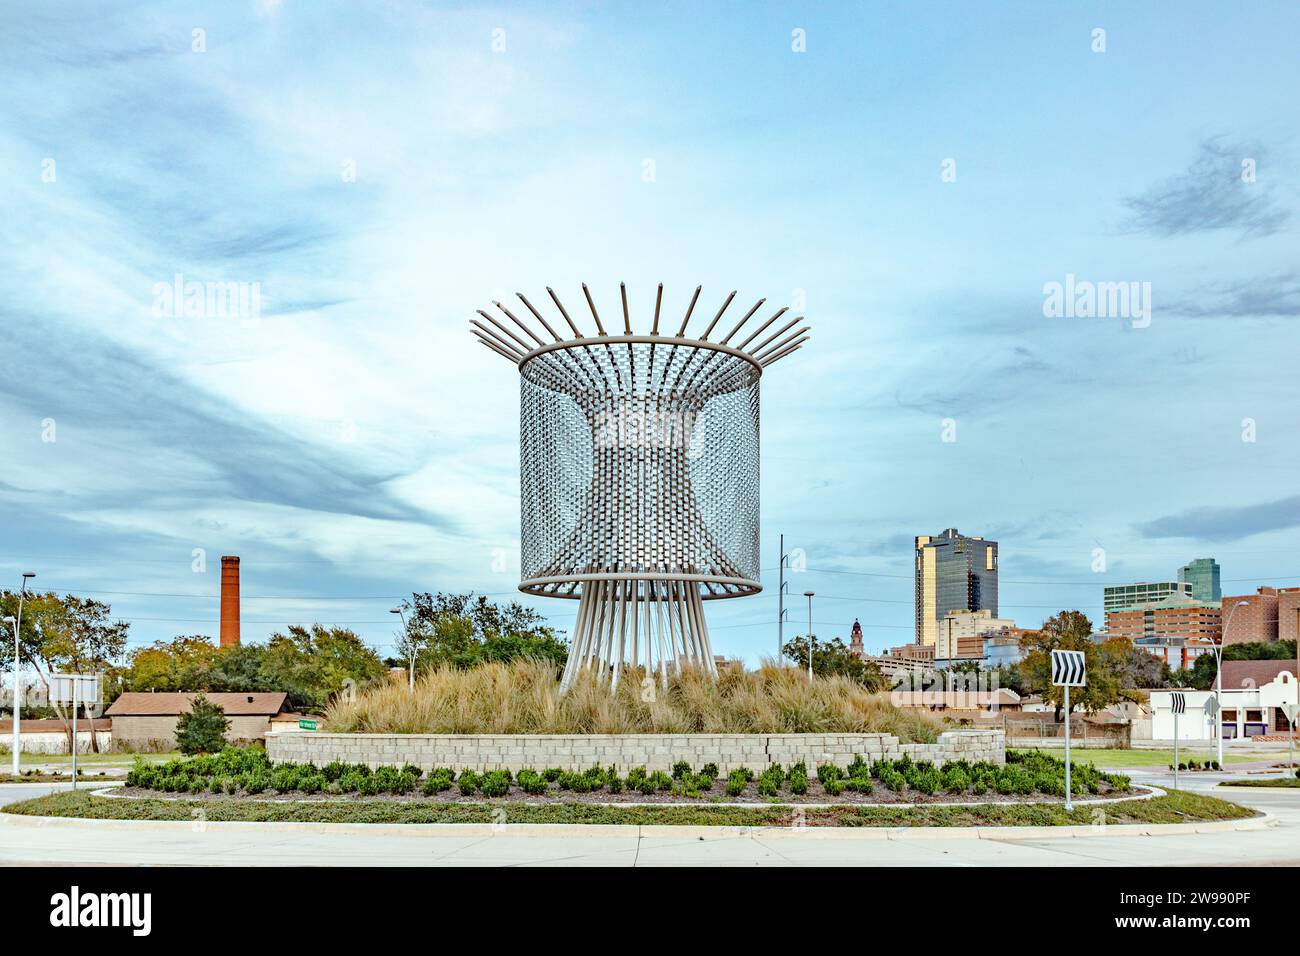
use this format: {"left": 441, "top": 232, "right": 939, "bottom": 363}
{"left": 1050, "top": 649, "right": 1086, "bottom": 687}
{"left": 1171, "top": 692, "right": 1186, "bottom": 715}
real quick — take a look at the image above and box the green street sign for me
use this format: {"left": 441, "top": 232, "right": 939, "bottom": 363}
{"left": 298, "top": 719, "right": 318, "bottom": 730}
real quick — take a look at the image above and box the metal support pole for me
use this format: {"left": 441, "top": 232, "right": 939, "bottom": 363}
{"left": 1064, "top": 684, "right": 1072, "bottom": 811}
{"left": 71, "top": 675, "right": 78, "bottom": 791}
{"left": 804, "top": 591, "right": 814, "bottom": 683}
{"left": 777, "top": 534, "right": 785, "bottom": 664}
{"left": 1215, "top": 641, "right": 1224, "bottom": 769}
{"left": 13, "top": 574, "right": 33, "bottom": 776}
{"left": 1174, "top": 711, "right": 1180, "bottom": 790}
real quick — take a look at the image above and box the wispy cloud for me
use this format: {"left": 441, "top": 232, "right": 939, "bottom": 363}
{"left": 1121, "top": 138, "right": 1290, "bottom": 239}
{"left": 1168, "top": 271, "right": 1300, "bottom": 318}
{"left": 1136, "top": 496, "right": 1300, "bottom": 541}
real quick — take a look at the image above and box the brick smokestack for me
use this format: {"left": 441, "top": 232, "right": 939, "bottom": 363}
{"left": 220, "top": 556, "right": 240, "bottom": 647}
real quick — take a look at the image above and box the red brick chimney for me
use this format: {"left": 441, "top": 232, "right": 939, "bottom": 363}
{"left": 220, "top": 556, "right": 240, "bottom": 647}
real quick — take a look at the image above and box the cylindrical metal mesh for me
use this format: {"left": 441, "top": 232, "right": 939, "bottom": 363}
{"left": 519, "top": 339, "right": 759, "bottom": 600}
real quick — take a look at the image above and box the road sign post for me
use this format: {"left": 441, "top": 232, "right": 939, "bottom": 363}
{"left": 1203, "top": 696, "right": 1220, "bottom": 767}
{"left": 1282, "top": 702, "right": 1299, "bottom": 772}
{"left": 1050, "top": 649, "right": 1087, "bottom": 812}
{"left": 50, "top": 674, "right": 100, "bottom": 789}
{"left": 1171, "top": 692, "right": 1187, "bottom": 789}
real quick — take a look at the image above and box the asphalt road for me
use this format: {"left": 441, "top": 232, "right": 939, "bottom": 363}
{"left": 0, "top": 774, "right": 1295, "bottom": 866}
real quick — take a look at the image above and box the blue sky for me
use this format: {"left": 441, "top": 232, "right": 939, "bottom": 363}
{"left": 3, "top": 0, "right": 1298, "bottom": 664}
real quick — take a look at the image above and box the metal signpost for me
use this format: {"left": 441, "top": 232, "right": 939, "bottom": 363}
{"left": 1171, "top": 692, "right": 1187, "bottom": 789}
{"left": 1203, "top": 695, "right": 1220, "bottom": 766}
{"left": 1050, "top": 649, "right": 1086, "bottom": 811}
{"left": 50, "top": 674, "right": 100, "bottom": 789}
{"left": 1282, "top": 702, "right": 1299, "bottom": 772}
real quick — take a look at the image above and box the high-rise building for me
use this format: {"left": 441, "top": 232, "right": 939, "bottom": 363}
{"left": 1178, "top": 558, "right": 1221, "bottom": 603}
{"left": 1103, "top": 581, "right": 1192, "bottom": 615}
{"left": 914, "top": 528, "right": 998, "bottom": 647}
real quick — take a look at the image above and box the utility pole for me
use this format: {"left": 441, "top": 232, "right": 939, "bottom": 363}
{"left": 777, "top": 534, "right": 791, "bottom": 665}
{"left": 12, "top": 572, "right": 34, "bottom": 776}
{"left": 804, "top": 591, "right": 815, "bottom": 683}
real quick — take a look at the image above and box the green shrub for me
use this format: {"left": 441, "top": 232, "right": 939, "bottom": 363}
{"left": 700, "top": 763, "right": 719, "bottom": 779}
{"left": 824, "top": 778, "right": 846, "bottom": 796}
{"left": 543, "top": 768, "right": 564, "bottom": 782}
{"left": 788, "top": 762, "right": 809, "bottom": 796}
{"left": 942, "top": 767, "right": 970, "bottom": 794}
{"left": 480, "top": 770, "right": 511, "bottom": 798}
{"left": 338, "top": 769, "right": 367, "bottom": 793}
{"left": 757, "top": 765, "right": 784, "bottom": 797}
{"left": 516, "top": 769, "right": 547, "bottom": 795}
{"left": 457, "top": 770, "right": 481, "bottom": 795}
{"left": 400, "top": 763, "right": 423, "bottom": 780}
{"left": 606, "top": 766, "right": 624, "bottom": 794}
{"left": 672, "top": 761, "right": 692, "bottom": 779}
{"left": 816, "top": 764, "right": 843, "bottom": 787}
{"left": 725, "top": 769, "right": 748, "bottom": 797}
{"left": 174, "top": 693, "right": 231, "bottom": 755}
{"left": 422, "top": 768, "right": 454, "bottom": 795}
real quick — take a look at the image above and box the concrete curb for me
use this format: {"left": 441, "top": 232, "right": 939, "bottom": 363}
{"left": 0, "top": 812, "right": 1271, "bottom": 840}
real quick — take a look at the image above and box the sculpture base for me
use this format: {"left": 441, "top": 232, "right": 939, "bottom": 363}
{"left": 559, "top": 578, "right": 718, "bottom": 693}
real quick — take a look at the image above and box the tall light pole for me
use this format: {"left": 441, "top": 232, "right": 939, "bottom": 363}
{"left": 1216, "top": 599, "right": 1251, "bottom": 768}
{"left": 390, "top": 607, "right": 412, "bottom": 691}
{"left": 12, "top": 572, "right": 34, "bottom": 775}
{"left": 777, "top": 534, "right": 791, "bottom": 665}
{"left": 803, "top": 591, "right": 815, "bottom": 683}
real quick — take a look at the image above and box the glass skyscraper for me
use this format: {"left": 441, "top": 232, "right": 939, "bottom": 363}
{"left": 1178, "top": 557, "right": 1222, "bottom": 603}
{"left": 914, "top": 528, "right": 998, "bottom": 646}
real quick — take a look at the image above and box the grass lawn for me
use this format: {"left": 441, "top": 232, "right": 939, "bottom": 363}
{"left": 1011, "top": 748, "right": 1256, "bottom": 769}
{"left": 0, "top": 788, "right": 1256, "bottom": 827}
{"left": 1220, "top": 777, "right": 1300, "bottom": 789}
{"left": 2, "top": 752, "right": 178, "bottom": 767}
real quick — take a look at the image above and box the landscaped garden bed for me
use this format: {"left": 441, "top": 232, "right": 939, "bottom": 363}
{"left": 2, "top": 788, "right": 1255, "bottom": 828}
{"left": 112, "top": 746, "right": 1131, "bottom": 806}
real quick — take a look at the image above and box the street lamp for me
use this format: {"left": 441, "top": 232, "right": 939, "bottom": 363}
{"left": 390, "top": 607, "right": 412, "bottom": 691}
{"left": 803, "top": 591, "right": 815, "bottom": 683}
{"left": 12, "top": 571, "right": 34, "bottom": 776}
{"left": 1216, "top": 600, "right": 1251, "bottom": 768}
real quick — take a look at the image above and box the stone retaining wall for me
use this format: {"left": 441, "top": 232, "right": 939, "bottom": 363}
{"left": 266, "top": 730, "right": 1003, "bottom": 773}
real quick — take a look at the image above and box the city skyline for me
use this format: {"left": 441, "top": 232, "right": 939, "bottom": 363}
{"left": 3, "top": 1, "right": 1299, "bottom": 664}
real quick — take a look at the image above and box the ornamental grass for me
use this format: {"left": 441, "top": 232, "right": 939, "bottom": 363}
{"left": 323, "top": 658, "right": 942, "bottom": 742}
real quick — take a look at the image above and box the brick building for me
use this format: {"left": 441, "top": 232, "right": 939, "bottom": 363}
{"left": 1221, "top": 587, "right": 1300, "bottom": 645}
{"left": 1105, "top": 598, "right": 1221, "bottom": 644}
{"left": 105, "top": 692, "right": 293, "bottom": 750}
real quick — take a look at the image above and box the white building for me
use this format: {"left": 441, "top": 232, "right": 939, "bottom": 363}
{"left": 1150, "top": 669, "right": 1298, "bottom": 741}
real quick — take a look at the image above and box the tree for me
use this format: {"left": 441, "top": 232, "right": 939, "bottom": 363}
{"left": 0, "top": 591, "right": 130, "bottom": 752}
{"left": 397, "top": 593, "right": 569, "bottom": 672}
{"left": 262, "top": 625, "right": 387, "bottom": 711}
{"left": 174, "top": 693, "right": 230, "bottom": 754}
{"left": 781, "top": 634, "right": 884, "bottom": 690}
{"left": 1179, "top": 640, "right": 1297, "bottom": 691}
{"left": 1017, "top": 610, "right": 1122, "bottom": 718}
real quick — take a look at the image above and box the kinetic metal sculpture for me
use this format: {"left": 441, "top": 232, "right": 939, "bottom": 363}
{"left": 472, "top": 284, "right": 809, "bottom": 692}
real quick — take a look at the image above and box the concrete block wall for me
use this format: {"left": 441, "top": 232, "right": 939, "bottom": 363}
{"left": 267, "top": 730, "right": 1003, "bottom": 773}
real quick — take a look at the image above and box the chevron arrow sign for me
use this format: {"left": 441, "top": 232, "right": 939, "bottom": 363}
{"left": 1050, "top": 649, "right": 1086, "bottom": 687}
{"left": 1171, "top": 692, "right": 1187, "bottom": 715}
